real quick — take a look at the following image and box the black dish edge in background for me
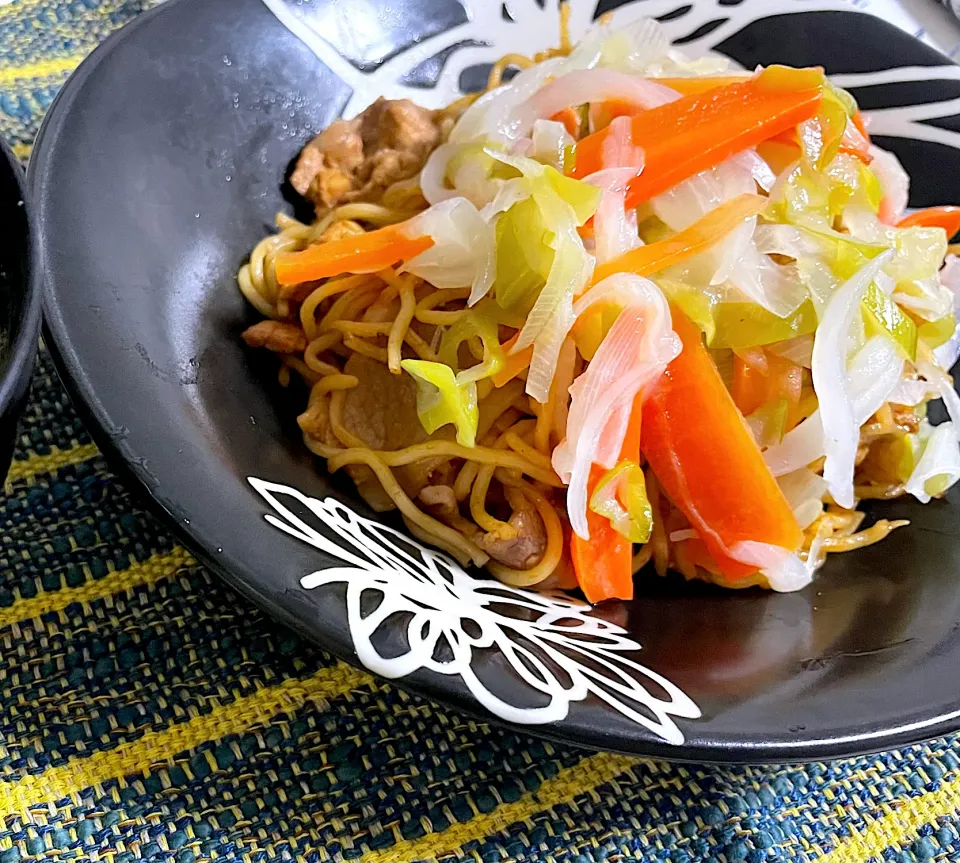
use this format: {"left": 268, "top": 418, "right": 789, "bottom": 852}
{"left": 0, "top": 138, "right": 43, "bottom": 482}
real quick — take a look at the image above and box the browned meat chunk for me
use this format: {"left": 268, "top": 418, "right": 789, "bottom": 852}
{"left": 291, "top": 98, "right": 443, "bottom": 212}
{"left": 318, "top": 219, "right": 365, "bottom": 243}
{"left": 336, "top": 354, "right": 453, "bottom": 508}
{"left": 242, "top": 320, "right": 307, "bottom": 354}
{"left": 475, "top": 488, "right": 548, "bottom": 570}
{"left": 340, "top": 353, "right": 428, "bottom": 450}
{"left": 290, "top": 117, "right": 363, "bottom": 205}
{"left": 419, "top": 483, "right": 547, "bottom": 570}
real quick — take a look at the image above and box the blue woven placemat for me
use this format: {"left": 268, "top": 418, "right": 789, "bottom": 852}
{"left": 4, "top": 1, "right": 960, "bottom": 860}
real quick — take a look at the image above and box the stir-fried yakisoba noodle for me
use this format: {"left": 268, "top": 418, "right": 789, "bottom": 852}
{"left": 238, "top": 8, "right": 960, "bottom": 602}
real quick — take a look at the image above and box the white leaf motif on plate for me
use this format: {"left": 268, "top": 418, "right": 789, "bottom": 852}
{"left": 259, "top": 0, "right": 959, "bottom": 119}
{"left": 248, "top": 477, "right": 701, "bottom": 745}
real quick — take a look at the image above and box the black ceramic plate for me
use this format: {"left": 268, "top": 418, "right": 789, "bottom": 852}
{"left": 32, "top": 0, "right": 960, "bottom": 762}
{"left": 0, "top": 138, "right": 42, "bottom": 483}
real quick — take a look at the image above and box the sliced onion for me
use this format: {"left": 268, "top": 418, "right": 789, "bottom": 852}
{"left": 768, "top": 334, "right": 814, "bottom": 368}
{"left": 869, "top": 144, "right": 909, "bottom": 225}
{"left": 552, "top": 274, "right": 679, "bottom": 538}
{"left": 419, "top": 143, "right": 461, "bottom": 205}
{"left": 728, "top": 542, "right": 811, "bottom": 592}
{"left": 766, "top": 333, "right": 902, "bottom": 477}
{"left": 905, "top": 422, "right": 960, "bottom": 503}
{"left": 584, "top": 167, "right": 644, "bottom": 264}
{"left": 531, "top": 119, "right": 573, "bottom": 170}
{"left": 874, "top": 269, "right": 896, "bottom": 296}
{"left": 813, "top": 251, "right": 893, "bottom": 507}
{"left": 729, "top": 149, "right": 776, "bottom": 192}
{"left": 849, "top": 335, "right": 905, "bottom": 423}
{"left": 600, "top": 115, "right": 645, "bottom": 170}
{"left": 888, "top": 378, "right": 931, "bottom": 407}
{"left": 450, "top": 57, "right": 565, "bottom": 145}
{"left": 917, "top": 360, "right": 960, "bottom": 437}
{"left": 777, "top": 469, "right": 829, "bottom": 530}
{"left": 513, "top": 68, "right": 678, "bottom": 137}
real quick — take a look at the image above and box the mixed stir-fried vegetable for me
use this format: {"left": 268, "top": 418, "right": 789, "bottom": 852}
{"left": 244, "top": 17, "right": 960, "bottom": 603}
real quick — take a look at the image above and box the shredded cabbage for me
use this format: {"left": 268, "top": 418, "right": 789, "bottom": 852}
{"left": 393, "top": 31, "right": 960, "bottom": 590}
{"left": 659, "top": 278, "right": 818, "bottom": 348}
{"left": 401, "top": 360, "right": 479, "bottom": 447}
{"left": 404, "top": 198, "right": 495, "bottom": 304}
{"left": 437, "top": 299, "right": 506, "bottom": 385}
{"left": 934, "top": 254, "right": 960, "bottom": 370}
{"left": 814, "top": 252, "right": 893, "bottom": 507}
{"left": 485, "top": 150, "right": 600, "bottom": 402}
{"left": 589, "top": 460, "right": 654, "bottom": 542}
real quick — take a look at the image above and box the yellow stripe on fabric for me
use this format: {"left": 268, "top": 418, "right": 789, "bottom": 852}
{"left": 0, "top": 545, "right": 193, "bottom": 630}
{"left": 0, "top": 0, "right": 46, "bottom": 17}
{"left": 817, "top": 775, "right": 960, "bottom": 863}
{"left": 0, "top": 54, "right": 85, "bottom": 86}
{"left": 5, "top": 441, "right": 99, "bottom": 486}
{"left": 361, "top": 752, "right": 638, "bottom": 863}
{"left": 0, "top": 663, "right": 371, "bottom": 812}
{"left": 11, "top": 142, "right": 30, "bottom": 161}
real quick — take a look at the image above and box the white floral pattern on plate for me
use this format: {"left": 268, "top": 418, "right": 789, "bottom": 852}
{"left": 259, "top": 0, "right": 960, "bottom": 126}
{"left": 249, "top": 478, "right": 701, "bottom": 744}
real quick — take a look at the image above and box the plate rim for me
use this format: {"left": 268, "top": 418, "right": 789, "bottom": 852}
{"left": 30, "top": 0, "right": 960, "bottom": 763}
{"left": 0, "top": 136, "right": 44, "bottom": 436}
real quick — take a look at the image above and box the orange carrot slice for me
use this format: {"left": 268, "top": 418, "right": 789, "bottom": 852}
{"left": 641, "top": 310, "right": 802, "bottom": 581}
{"left": 275, "top": 225, "right": 433, "bottom": 285}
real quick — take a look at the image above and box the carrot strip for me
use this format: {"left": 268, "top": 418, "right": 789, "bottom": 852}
{"left": 571, "top": 69, "right": 823, "bottom": 206}
{"left": 852, "top": 110, "right": 870, "bottom": 142}
{"left": 732, "top": 352, "right": 803, "bottom": 428}
{"left": 593, "top": 193, "right": 767, "bottom": 285}
{"left": 491, "top": 333, "right": 534, "bottom": 388}
{"left": 897, "top": 206, "right": 960, "bottom": 239}
{"left": 647, "top": 75, "right": 751, "bottom": 96}
{"left": 640, "top": 310, "right": 802, "bottom": 581}
{"left": 275, "top": 225, "right": 433, "bottom": 285}
{"left": 570, "top": 396, "right": 643, "bottom": 603}
{"left": 550, "top": 106, "right": 581, "bottom": 138}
